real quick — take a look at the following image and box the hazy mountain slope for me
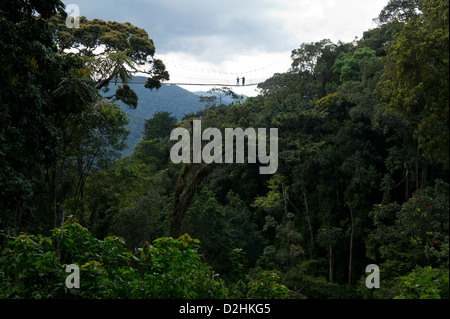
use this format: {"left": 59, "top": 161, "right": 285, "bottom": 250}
{"left": 105, "top": 77, "right": 205, "bottom": 156}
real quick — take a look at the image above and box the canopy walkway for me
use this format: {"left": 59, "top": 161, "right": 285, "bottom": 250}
{"left": 125, "top": 76, "right": 265, "bottom": 87}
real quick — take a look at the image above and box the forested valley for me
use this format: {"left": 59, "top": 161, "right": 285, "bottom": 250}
{"left": 0, "top": 0, "right": 448, "bottom": 300}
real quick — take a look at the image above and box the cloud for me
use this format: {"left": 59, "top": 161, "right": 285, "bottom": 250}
{"left": 63, "top": 0, "right": 389, "bottom": 95}
{"left": 67, "top": 0, "right": 388, "bottom": 57}
{"left": 67, "top": 0, "right": 294, "bottom": 62}
{"left": 272, "top": 0, "right": 388, "bottom": 44}
{"left": 157, "top": 50, "right": 292, "bottom": 96}
{"left": 138, "top": 0, "right": 297, "bottom": 63}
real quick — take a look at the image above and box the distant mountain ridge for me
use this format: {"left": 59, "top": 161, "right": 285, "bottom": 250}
{"left": 104, "top": 76, "right": 205, "bottom": 156}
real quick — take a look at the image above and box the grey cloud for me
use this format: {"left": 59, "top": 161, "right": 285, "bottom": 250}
{"left": 65, "top": 0, "right": 296, "bottom": 63}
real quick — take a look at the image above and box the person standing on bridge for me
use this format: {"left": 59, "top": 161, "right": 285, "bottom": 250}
{"left": 236, "top": 76, "right": 240, "bottom": 86}
{"left": 242, "top": 76, "right": 245, "bottom": 86}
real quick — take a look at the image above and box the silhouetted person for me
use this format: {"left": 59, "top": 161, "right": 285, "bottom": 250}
{"left": 242, "top": 76, "right": 245, "bottom": 86}
{"left": 236, "top": 77, "right": 240, "bottom": 86}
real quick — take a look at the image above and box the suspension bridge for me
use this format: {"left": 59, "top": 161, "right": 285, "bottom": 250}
{"left": 124, "top": 54, "right": 290, "bottom": 87}
{"left": 125, "top": 76, "right": 266, "bottom": 87}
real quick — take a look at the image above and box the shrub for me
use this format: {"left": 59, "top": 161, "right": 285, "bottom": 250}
{"left": 247, "top": 270, "right": 300, "bottom": 299}
{"left": 0, "top": 218, "right": 229, "bottom": 299}
{"left": 394, "top": 266, "right": 449, "bottom": 299}
{"left": 137, "top": 235, "right": 229, "bottom": 298}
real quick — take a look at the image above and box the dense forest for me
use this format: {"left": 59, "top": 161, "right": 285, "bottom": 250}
{"left": 0, "top": 0, "right": 448, "bottom": 300}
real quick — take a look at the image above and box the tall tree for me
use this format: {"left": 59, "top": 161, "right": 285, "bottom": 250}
{"left": 0, "top": 0, "right": 93, "bottom": 230}
{"left": 143, "top": 111, "right": 177, "bottom": 141}
{"left": 376, "top": 0, "right": 424, "bottom": 24}
{"left": 47, "top": 15, "right": 170, "bottom": 108}
{"left": 316, "top": 227, "right": 343, "bottom": 282}
{"left": 378, "top": 0, "right": 449, "bottom": 168}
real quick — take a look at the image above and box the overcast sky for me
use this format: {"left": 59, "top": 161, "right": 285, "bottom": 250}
{"left": 63, "top": 0, "right": 389, "bottom": 96}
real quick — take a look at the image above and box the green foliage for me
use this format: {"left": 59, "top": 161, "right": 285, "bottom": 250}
{"left": 109, "top": 185, "right": 171, "bottom": 249}
{"left": 377, "top": 0, "right": 423, "bottom": 24}
{"left": 0, "top": 231, "right": 65, "bottom": 298}
{"left": 253, "top": 175, "right": 285, "bottom": 212}
{"left": 394, "top": 266, "right": 449, "bottom": 299}
{"left": 332, "top": 47, "right": 377, "bottom": 83}
{"left": 138, "top": 235, "right": 229, "bottom": 298}
{"left": 115, "top": 84, "right": 138, "bottom": 108}
{"left": 370, "top": 180, "right": 449, "bottom": 270}
{"left": 229, "top": 248, "right": 247, "bottom": 282}
{"left": 69, "top": 100, "right": 130, "bottom": 171}
{"left": 83, "top": 158, "right": 172, "bottom": 240}
{"left": 47, "top": 14, "right": 169, "bottom": 97}
{"left": 282, "top": 262, "right": 331, "bottom": 299}
{"left": 143, "top": 111, "right": 177, "bottom": 141}
{"left": 0, "top": 1, "right": 99, "bottom": 229}
{"left": 378, "top": 0, "right": 449, "bottom": 167}
{"left": 182, "top": 187, "right": 233, "bottom": 273}
{"left": 1, "top": 0, "right": 448, "bottom": 301}
{"left": 247, "top": 270, "right": 299, "bottom": 299}
{"left": 281, "top": 260, "right": 360, "bottom": 299}
{"left": 316, "top": 227, "right": 343, "bottom": 248}
{"left": 0, "top": 218, "right": 229, "bottom": 299}
{"left": 367, "top": 180, "right": 449, "bottom": 298}
{"left": 0, "top": 218, "right": 135, "bottom": 298}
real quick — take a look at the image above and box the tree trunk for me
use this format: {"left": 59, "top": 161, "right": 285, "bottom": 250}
{"left": 169, "top": 164, "right": 192, "bottom": 238}
{"left": 49, "top": 163, "right": 58, "bottom": 229}
{"left": 329, "top": 242, "right": 333, "bottom": 282}
{"left": 282, "top": 183, "right": 291, "bottom": 266}
{"left": 421, "top": 164, "right": 427, "bottom": 189}
{"left": 348, "top": 205, "right": 354, "bottom": 286}
{"left": 89, "top": 199, "right": 100, "bottom": 228}
{"left": 76, "top": 155, "right": 85, "bottom": 199}
{"left": 303, "top": 192, "right": 314, "bottom": 249}
{"left": 287, "top": 192, "right": 314, "bottom": 258}
{"left": 60, "top": 208, "right": 65, "bottom": 227}
{"left": 404, "top": 163, "right": 409, "bottom": 202}
{"left": 415, "top": 148, "right": 419, "bottom": 191}
{"left": 169, "top": 163, "right": 215, "bottom": 238}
